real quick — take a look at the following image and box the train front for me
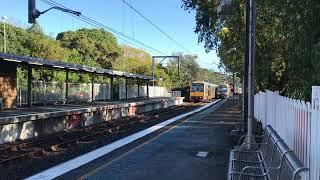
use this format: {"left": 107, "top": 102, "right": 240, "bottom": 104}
{"left": 216, "top": 84, "right": 229, "bottom": 99}
{"left": 190, "top": 82, "right": 204, "bottom": 102}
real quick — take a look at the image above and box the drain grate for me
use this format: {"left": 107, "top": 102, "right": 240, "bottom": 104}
{"left": 196, "top": 151, "right": 209, "bottom": 158}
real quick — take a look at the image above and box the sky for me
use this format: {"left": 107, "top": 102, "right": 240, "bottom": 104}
{"left": 1, "top": 0, "right": 221, "bottom": 71}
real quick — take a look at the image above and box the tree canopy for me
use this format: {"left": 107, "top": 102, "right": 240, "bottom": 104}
{"left": 182, "top": 0, "right": 320, "bottom": 100}
{"left": 0, "top": 22, "right": 231, "bottom": 88}
{"left": 57, "top": 28, "right": 123, "bottom": 69}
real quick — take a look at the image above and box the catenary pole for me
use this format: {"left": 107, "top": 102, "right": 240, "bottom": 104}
{"left": 244, "top": 0, "right": 256, "bottom": 149}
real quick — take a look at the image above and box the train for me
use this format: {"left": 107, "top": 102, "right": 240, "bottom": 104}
{"left": 216, "top": 84, "right": 231, "bottom": 99}
{"left": 189, "top": 81, "right": 234, "bottom": 102}
{"left": 190, "top": 81, "right": 217, "bottom": 102}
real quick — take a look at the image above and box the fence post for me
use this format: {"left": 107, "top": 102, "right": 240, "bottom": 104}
{"left": 265, "top": 90, "right": 270, "bottom": 126}
{"left": 274, "top": 91, "right": 279, "bottom": 130}
{"left": 312, "top": 86, "right": 320, "bottom": 109}
{"left": 315, "top": 102, "right": 320, "bottom": 180}
{"left": 289, "top": 98, "right": 295, "bottom": 149}
{"left": 306, "top": 102, "right": 311, "bottom": 180}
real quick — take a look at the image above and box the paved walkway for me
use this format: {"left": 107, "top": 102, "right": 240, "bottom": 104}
{"left": 58, "top": 99, "right": 242, "bottom": 180}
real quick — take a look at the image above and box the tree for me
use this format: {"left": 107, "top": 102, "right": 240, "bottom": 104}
{"left": 0, "top": 23, "right": 30, "bottom": 55}
{"left": 113, "top": 45, "right": 152, "bottom": 75}
{"left": 181, "top": 0, "right": 320, "bottom": 100}
{"left": 27, "top": 21, "right": 43, "bottom": 34}
{"left": 166, "top": 54, "right": 199, "bottom": 88}
{"left": 197, "top": 68, "right": 232, "bottom": 85}
{"left": 1, "top": 22, "right": 231, "bottom": 91}
{"left": 57, "top": 28, "right": 123, "bottom": 69}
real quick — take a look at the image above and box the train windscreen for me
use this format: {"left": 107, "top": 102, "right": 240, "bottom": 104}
{"left": 191, "top": 83, "right": 204, "bottom": 92}
{"left": 217, "top": 85, "right": 228, "bottom": 93}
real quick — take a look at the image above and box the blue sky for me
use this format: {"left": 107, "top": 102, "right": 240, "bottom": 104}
{"left": 1, "top": 0, "right": 221, "bottom": 71}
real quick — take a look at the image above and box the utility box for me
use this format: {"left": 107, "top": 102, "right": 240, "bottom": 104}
{"left": 0, "top": 61, "right": 17, "bottom": 108}
{"left": 312, "top": 86, "right": 320, "bottom": 109}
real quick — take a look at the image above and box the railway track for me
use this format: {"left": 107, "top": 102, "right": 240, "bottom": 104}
{"left": 0, "top": 105, "right": 196, "bottom": 165}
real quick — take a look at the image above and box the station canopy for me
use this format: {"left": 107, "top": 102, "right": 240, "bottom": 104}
{"left": 0, "top": 52, "right": 152, "bottom": 80}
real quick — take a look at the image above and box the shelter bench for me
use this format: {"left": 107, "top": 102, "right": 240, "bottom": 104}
{"left": 227, "top": 125, "right": 308, "bottom": 180}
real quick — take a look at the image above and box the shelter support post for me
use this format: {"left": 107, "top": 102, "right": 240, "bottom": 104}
{"left": 65, "top": 69, "right": 69, "bottom": 103}
{"left": 110, "top": 76, "right": 113, "bottom": 101}
{"left": 91, "top": 74, "right": 95, "bottom": 102}
{"left": 147, "top": 80, "right": 149, "bottom": 98}
{"left": 27, "top": 65, "right": 32, "bottom": 107}
{"left": 152, "top": 57, "right": 155, "bottom": 87}
{"left": 137, "top": 80, "right": 140, "bottom": 98}
{"left": 125, "top": 78, "right": 128, "bottom": 99}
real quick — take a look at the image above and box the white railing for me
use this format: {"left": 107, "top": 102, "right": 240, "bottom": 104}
{"left": 16, "top": 81, "right": 171, "bottom": 106}
{"left": 149, "top": 86, "right": 170, "bottom": 98}
{"left": 171, "top": 91, "right": 182, "bottom": 97}
{"left": 254, "top": 90, "right": 320, "bottom": 180}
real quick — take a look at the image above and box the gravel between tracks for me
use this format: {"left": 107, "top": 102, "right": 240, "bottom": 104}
{"left": 0, "top": 103, "right": 206, "bottom": 180}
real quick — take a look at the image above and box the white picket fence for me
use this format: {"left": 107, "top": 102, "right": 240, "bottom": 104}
{"left": 254, "top": 90, "right": 320, "bottom": 180}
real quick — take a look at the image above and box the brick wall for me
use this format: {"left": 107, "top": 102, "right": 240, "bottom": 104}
{"left": 0, "top": 61, "right": 17, "bottom": 108}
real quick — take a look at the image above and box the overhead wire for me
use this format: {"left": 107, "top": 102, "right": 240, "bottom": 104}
{"left": 39, "top": 0, "right": 165, "bottom": 55}
{"left": 130, "top": 0, "right": 135, "bottom": 39}
{"left": 122, "top": 0, "right": 192, "bottom": 54}
{"left": 122, "top": 0, "right": 125, "bottom": 34}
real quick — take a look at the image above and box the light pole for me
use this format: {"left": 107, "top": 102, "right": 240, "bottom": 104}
{"left": 2, "top": 16, "right": 8, "bottom": 53}
{"left": 246, "top": 0, "right": 256, "bottom": 149}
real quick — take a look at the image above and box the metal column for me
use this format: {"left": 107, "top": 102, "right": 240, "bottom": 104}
{"left": 152, "top": 57, "right": 155, "bottom": 87}
{"left": 249, "top": 0, "right": 257, "bottom": 134}
{"left": 137, "top": 80, "right": 140, "bottom": 98}
{"left": 243, "top": 0, "right": 250, "bottom": 133}
{"left": 27, "top": 65, "right": 32, "bottom": 107}
{"left": 91, "top": 74, "right": 95, "bottom": 102}
{"left": 147, "top": 80, "right": 149, "bottom": 98}
{"left": 244, "top": 0, "right": 256, "bottom": 149}
{"left": 232, "top": 72, "right": 235, "bottom": 99}
{"left": 177, "top": 58, "right": 180, "bottom": 77}
{"left": 110, "top": 76, "right": 113, "bottom": 100}
{"left": 65, "top": 69, "right": 69, "bottom": 103}
{"left": 125, "top": 78, "right": 128, "bottom": 99}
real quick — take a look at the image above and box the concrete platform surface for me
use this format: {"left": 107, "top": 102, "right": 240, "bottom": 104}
{"left": 57, "top": 99, "right": 242, "bottom": 180}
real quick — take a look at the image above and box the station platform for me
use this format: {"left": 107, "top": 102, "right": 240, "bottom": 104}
{"left": 0, "top": 97, "right": 183, "bottom": 144}
{"left": 52, "top": 99, "right": 242, "bottom": 180}
{"left": 0, "top": 97, "right": 180, "bottom": 124}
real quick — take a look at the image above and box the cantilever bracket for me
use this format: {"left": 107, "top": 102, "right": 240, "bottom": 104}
{"left": 32, "top": 6, "right": 81, "bottom": 19}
